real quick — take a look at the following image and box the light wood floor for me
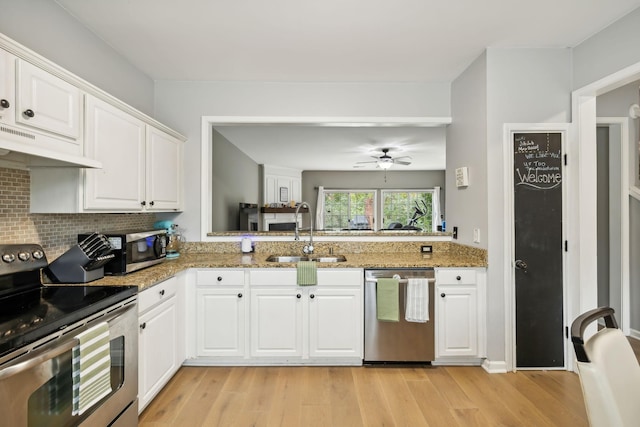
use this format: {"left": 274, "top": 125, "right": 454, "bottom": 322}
{"left": 139, "top": 365, "right": 589, "bottom": 427}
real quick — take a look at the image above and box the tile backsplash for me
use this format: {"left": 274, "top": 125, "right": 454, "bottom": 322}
{"left": 0, "top": 167, "right": 156, "bottom": 260}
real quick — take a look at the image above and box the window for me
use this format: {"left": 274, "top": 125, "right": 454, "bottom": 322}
{"left": 322, "top": 191, "right": 376, "bottom": 230}
{"left": 381, "top": 190, "right": 434, "bottom": 231}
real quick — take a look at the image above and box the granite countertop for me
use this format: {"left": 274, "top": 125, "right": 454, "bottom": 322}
{"left": 86, "top": 250, "right": 487, "bottom": 291}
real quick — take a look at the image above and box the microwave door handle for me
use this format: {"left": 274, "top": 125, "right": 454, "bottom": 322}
{"left": 154, "top": 236, "right": 163, "bottom": 257}
{"left": 0, "top": 338, "right": 79, "bottom": 381}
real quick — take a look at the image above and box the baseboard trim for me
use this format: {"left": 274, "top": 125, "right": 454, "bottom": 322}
{"left": 482, "top": 359, "right": 508, "bottom": 373}
{"left": 629, "top": 328, "right": 640, "bottom": 340}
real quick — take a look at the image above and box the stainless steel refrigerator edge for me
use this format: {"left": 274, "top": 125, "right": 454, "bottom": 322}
{"left": 364, "top": 269, "right": 435, "bottom": 362}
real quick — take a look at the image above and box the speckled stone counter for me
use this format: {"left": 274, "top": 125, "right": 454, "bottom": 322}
{"left": 83, "top": 241, "right": 487, "bottom": 291}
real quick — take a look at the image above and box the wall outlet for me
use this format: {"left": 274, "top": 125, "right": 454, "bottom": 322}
{"left": 473, "top": 228, "right": 480, "bottom": 243}
{"left": 421, "top": 245, "right": 432, "bottom": 253}
{"left": 452, "top": 226, "right": 458, "bottom": 239}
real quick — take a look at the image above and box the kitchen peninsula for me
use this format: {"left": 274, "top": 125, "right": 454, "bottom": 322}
{"left": 87, "top": 234, "right": 487, "bottom": 412}
{"left": 92, "top": 237, "right": 487, "bottom": 290}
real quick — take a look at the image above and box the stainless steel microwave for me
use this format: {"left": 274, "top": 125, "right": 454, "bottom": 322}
{"left": 79, "top": 229, "right": 167, "bottom": 275}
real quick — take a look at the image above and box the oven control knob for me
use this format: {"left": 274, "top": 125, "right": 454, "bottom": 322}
{"left": 18, "top": 252, "right": 31, "bottom": 261}
{"left": 32, "top": 249, "right": 44, "bottom": 260}
{"left": 2, "top": 253, "right": 15, "bottom": 263}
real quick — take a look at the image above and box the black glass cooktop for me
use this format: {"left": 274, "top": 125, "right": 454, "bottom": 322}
{"left": 0, "top": 284, "right": 137, "bottom": 358}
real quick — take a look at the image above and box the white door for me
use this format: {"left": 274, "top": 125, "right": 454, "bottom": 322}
{"left": 84, "top": 95, "right": 145, "bottom": 210}
{"left": 0, "top": 49, "right": 15, "bottom": 124}
{"left": 250, "top": 288, "right": 303, "bottom": 357}
{"left": 16, "top": 59, "right": 81, "bottom": 139}
{"left": 138, "top": 296, "right": 178, "bottom": 411}
{"left": 146, "top": 126, "right": 182, "bottom": 211}
{"left": 437, "top": 286, "right": 478, "bottom": 357}
{"left": 309, "top": 287, "right": 362, "bottom": 358}
{"left": 196, "top": 288, "right": 245, "bottom": 357}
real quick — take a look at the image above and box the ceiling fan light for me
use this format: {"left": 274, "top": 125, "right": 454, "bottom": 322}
{"left": 378, "top": 160, "right": 393, "bottom": 169}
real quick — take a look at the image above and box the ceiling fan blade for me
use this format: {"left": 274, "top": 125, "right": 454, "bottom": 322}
{"left": 356, "top": 160, "right": 378, "bottom": 164}
{"left": 394, "top": 156, "right": 412, "bottom": 161}
{"left": 394, "top": 160, "right": 412, "bottom": 165}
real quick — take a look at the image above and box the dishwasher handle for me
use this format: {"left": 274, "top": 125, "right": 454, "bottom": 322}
{"left": 365, "top": 277, "right": 435, "bottom": 284}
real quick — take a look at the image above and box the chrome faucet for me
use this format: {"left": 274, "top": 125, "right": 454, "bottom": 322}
{"left": 294, "top": 201, "right": 314, "bottom": 254}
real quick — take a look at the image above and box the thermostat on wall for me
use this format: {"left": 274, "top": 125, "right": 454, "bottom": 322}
{"left": 456, "top": 167, "right": 469, "bottom": 187}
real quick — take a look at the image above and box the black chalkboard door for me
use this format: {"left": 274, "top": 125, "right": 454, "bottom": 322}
{"left": 513, "top": 132, "right": 564, "bottom": 368}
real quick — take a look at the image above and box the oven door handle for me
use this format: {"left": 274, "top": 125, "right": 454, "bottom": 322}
{"left": 0, "top": 338, "right": 78, "bottom": 380}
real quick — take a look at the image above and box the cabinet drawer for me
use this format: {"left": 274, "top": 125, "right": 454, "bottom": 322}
{"left": 250, "top": 269, "right": 296, "bottom": 286}
{"left": 139, "top": 276, "right": 178, "bottom": 313}
{"left": 436, "top": 269, "right": 477, "bottom": 285}
{"left": 250, "top": 269, "right": 363, "bottom": 286}
{"left": 196, "top": 269, "right": 245, "bottom": 286}
{"left": 318, "top": 269, "right": 363, "bottom": 285}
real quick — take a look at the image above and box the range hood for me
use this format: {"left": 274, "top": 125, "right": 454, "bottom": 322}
{"left": 0, "top": 124, "right": 101, "bottom": 169}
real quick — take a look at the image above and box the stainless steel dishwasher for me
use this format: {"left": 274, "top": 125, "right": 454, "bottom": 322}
{"left": 364, "top": 268, "right": 435, "bottom": 363}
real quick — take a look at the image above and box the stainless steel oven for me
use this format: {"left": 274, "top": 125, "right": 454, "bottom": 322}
{"left": 0, "top": 244, "right": 138, "bottom": 426}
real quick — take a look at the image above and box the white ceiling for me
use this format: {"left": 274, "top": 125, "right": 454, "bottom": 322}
{"left": 53, "top": 0, "right": 640, "bottom": 170}
{"left": 214, "top": 124, "right": 446, "bottom": 171}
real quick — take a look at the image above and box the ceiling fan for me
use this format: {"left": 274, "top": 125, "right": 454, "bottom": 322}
{"left": 356, "top": 148, "right": 412, "bottom": 170}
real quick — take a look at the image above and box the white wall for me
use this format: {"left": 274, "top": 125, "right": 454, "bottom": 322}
{"left": 153, "top": 81, "right": 451, "bottom": 241}
{"left": 0, "top": 0, "right": 154, "bottom": 115}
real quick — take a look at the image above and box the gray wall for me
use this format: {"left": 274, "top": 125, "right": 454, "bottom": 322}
{"left": 0, "top": 0, "right": 154, "bottom": 115}
{"left": 211, "top": 129, "right": 260, "bottom": 231}
{"left": 447, "top": 52, "right": 488, "bottom": 249}
{"left": 302, "top": 170, "right": 446, "bottom": 229}
{"left": 448, "top": 48, "right": 572, "bottom": 364}
{"left": 573, "top": 6, "right": 640, "bottom": 90}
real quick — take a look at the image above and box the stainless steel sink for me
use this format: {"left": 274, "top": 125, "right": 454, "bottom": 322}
{"left": 309, "top": 255, "right": 347, "bottom": 263}
{"left": 265, "top": 255, "right": 347, "bottom": 263}
{"left": 265, "top": 255, "right": 309, "bottom": 262}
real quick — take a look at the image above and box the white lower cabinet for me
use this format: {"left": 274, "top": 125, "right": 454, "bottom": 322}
{"left": 194, "top": 269, "right": 246, "bottom": 358}
{"left": 250, "top": 287, "right": 303, "bottom": 358}
{"left": 138, "top": 275, "right": 184, "bottom": 413}
{"left": 189, "top": 268, "right": 363, "bottom": 365}
{"left": 308, "top": 287, "right": 362, "bottom": 358}
{"left": 249, "top": 268, "right": 363, "bottom": 363}
{"left": 435, "top": 268, "right": 486, "bottom": 360}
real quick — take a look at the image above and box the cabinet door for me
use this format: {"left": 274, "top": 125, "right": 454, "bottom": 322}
{"left": 196, "top": 288, "right": 245, "bottom": 357}
{"left": 250, "top": 288, "right": 303, "bottom": 357}
{"left": 309, "top": 287, "right": 362, "bottom": 358}
{"left": 84, "top": 95, "right": 146, "bottom": 210}
{"left": 16, "top": 59, "right": 81, "bottom": 139}
{"left": 146, "top": 126, "right": 183, "bottom": 211}
{"left": 437, "top": 286, "right": 478, "bottom": 357}
{"left": 138, "top": 295, "right": 178, "bottom": 412}
{"left": 0, "top": 49, "right": 15, "bottom": 125}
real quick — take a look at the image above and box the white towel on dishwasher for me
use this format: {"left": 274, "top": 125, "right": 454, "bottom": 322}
{"left": 405, "top": 278, "right": 429, "bottom": 322}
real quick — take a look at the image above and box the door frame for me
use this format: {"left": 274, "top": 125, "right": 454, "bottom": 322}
{"left": 503, "top": 123, "right": 570, "bottom": 371}
{"left": 595, "top": 117, "right": 631, "bottom": 335}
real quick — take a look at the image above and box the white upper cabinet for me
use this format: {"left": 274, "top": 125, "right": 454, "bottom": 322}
{"left": 0, "top": 33, "right": 185, "bottom": 205}
{"left": 84, "top": 94, "right": 146, "bottom": 210}
{"left": 16, "top": 59, "right": 81, "bottom": 140}
{"left": 146, "top": 126, "right": 182, "bottom": 211}
{"left": 0, "top": 46, "right": 94, "bottom": 166}
{"left": 30, "top": 96, "right": 184, "bottom": 213}
{"left": 0, "top": 49, "right": 15, "bottom": 124}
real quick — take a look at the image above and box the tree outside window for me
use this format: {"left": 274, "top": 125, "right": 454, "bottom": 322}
{"left": 322, "top": 191, "right": 375, "bottom": 230}
{"left": 382, "top": 190, "right": 433, "bottom": 231}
